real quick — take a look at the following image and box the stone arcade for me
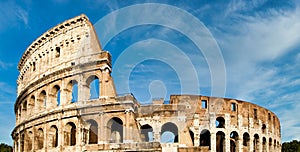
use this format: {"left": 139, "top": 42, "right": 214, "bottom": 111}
{"left": 12, "top": 14, "right": 281, "bottom": 152}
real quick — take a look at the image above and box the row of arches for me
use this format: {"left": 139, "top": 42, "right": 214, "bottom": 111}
{"left": 19, "top": 122, "right": 76, "bottom": 151}
{"left": 18, "top": 75, "right": 100, "bottom": 121}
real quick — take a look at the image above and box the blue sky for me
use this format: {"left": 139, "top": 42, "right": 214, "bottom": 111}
{"left": 1, "top": 0, "right": 300, "bottom": 145}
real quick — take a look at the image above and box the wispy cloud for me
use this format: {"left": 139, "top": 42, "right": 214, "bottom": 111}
{"left": 0, "top": 1, "right": 29, "bottom": 31}
{"left": 208, "top": 1, "right": 300, "bottom": 142}
{"left": 0, "top": 60, "right": 14, "bottom": 70}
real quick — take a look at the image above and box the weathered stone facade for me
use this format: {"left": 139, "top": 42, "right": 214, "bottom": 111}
{"left": 12, "top": 14, "right": 281, "bottom": 152}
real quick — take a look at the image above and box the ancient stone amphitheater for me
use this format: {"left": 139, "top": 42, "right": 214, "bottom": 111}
{"left": 12, "top": 14, "right": 281, "bottom": 152}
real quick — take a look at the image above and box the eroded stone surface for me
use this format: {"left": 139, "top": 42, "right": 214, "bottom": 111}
{"left": 12, "top": 14, "right": 281, "bottom": 152}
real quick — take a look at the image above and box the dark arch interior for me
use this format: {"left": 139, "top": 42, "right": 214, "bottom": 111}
{"left": 87, "top": 119, "right": 98, "bottom": 144}
{"left": 200, "top": 129, "right": 211, "bottom": 149}
{"left": 141, "top": 124, "right": 153, "bottom": 142}
{"left": 108, "top": 117, "right": 123, "bottom": 143}
{"left": 161, "top": 122, "right": 178, "bottom": 143}
{"left": 216, "top": 117, "right": 225, "bottom": 128}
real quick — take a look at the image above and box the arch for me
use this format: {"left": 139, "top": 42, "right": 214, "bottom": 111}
{"left": 141, "top": 124, "right": 153, "bottom": 142}
{"left": 262, "top": 124, "right": 266, "bottom": 134}
{"left": 28, "top": 95, "right": 35, "bottom": 114}
{"left": 230, "top": 131, "right": 239, "bottom": 152}
{"left": 216, "top": 117, "right": 225, "bottom": 128}
{"left": 37, "top": 128, "right": 44, "bottom": 150}
{"left": 27, "top": 131, "right": 33, "bottom": 151}
{"left": 269, "top": 138, "right": 272, "bottom": 152}
{"left": 189, "top": 130, "right": 194, "bottom": 146}
{"left": 216, "top": 131, "right": 225, "bottom": 152}
{"left": 53, "top": 85, "right": 61, "bottom": 106}
{"left": 20, "top": 133, "right": 24, "bottom": 152}
{"left": 65, "top": 122, "right": 76, "bottom": 146}
{"left": 86, "top": 119, "right": 98, "bottom": 144}
{"left": 71, "top": 81, "right": 78, "bottom": 103}
{"left": 243, "top": 132, "right": 250, "bottom": 152}
{"left": 22, "top": 101, "right": 27, "bottom": 116}
{"left": 108, "top": 117, "right": 123, "bottom": 143}
{"left": 39, "top": 90, "right": 47, "bottom": 108}
{"left": 200, "top": 129, "right": 211, "bottom": 148}
{"left": 253, "top": 134, "right": 260, "bottom": 152}
{"left": 67, "top": 80, "right": 78, "bottom": 103}
{"left": 161, "top": 122, "right": 178, "bottom": 143}
{"left": 87, "top": 75, "right": 100, "bottom": 100}
{"left": 262, "top": 137, "right": 267, "bottom": 152}
{"left": 49, "top": 125, "right": 58, "bottom": 148}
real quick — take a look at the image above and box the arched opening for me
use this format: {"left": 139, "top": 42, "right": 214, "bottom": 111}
{"left": 27, "top": 131, "right": 33, "bottom": 151}
{"left": 262, "top": 124, "right": 266, "bottom": 134}
{"left": 65, "top": 122, "right": 76, "bottom": 146}
{"left": 161, "top": 122, "right": 178, "bottom": 143}
{"left": 216, "top": 117, "right": 225, "bottom": 128}
{"left": 28, "top": 95, "right": 35, "bottom": 114}
{"left": 20, "top": 133, "right": 24, "bottom": 152}
{"left": 108, "top": 117, "right": 123, "bottom": 143}
{"left": 189, "top": 130, "right": 194, "bottom": 146}
{"left": 71, "top": 81, "right": 78, "bottom": 103}
{"left": 39, "top": 90, "right": 46, "bottom": 108}
{"left": 216, "top": 131, "right": 225, "bottom": 152}
{"left": 253, "top": 134, "right": 260, "bottom": 152}
{"left": 269, "top": 138, "right": 272, "bottom": 152}
{"left": 22, "top": 101, "right": 27, "bottom": 117}
{"left": 37, "top": 128, "right": 44, "bottom": 150}
{"left": 53, "top": 85, "right": 61, "bottom": 106}
{"left": 87, "top": 119, "right": 98, "bottom": 144}
{"left": 274, "top": 140, "right": 277, "bottom": 151}
{"left": 243, "top": 132, "right": 250, "bottom": 152}
{"left": 55, "top": 47, "right": 60, "bottom": 57}
{"left": 262, "top": 137, "right": 267, "bottom": 152}
{"left": 230, "top": 131, "right": 238, "bottom": 152}
{"left": 141, "top": 124, "right": 153, "bottom": 142}
{"left": 200, "top": 129, "right": 211, "bottom": 149}
{"left": 49, "top": 125, "right": 58, "bottom": 148}
{"left": 87, "top": 76, "right": 99, "bottom": 100}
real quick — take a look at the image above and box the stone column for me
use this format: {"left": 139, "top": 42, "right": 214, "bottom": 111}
{"left": 152, "top": 119, "right": 161, "bottom": 142}
{"left": 238, "top": 137, "right": 243, "bottom": 152}
{"left": 225, "top": 132, "right": 230, "bottom": 152}
{"left": 58, "top": 114, "right": 63, "bottom": 151}
{"left": 98, "top": 112, "right": 105, "bottom": 143}
{"left": 210, "top": 132, "right": 216, "bottom": 152}
{"left": 44, "top": 125, "right": 47, "bottom": 151}
{"left": 249, "top": 136, "right": 254, "bottom": 152}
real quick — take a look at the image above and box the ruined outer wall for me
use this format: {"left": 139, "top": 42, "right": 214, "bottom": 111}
{"left": 137, "top": 95, "right": 281, "bottom": 152}
{"left": 12, "top": 14, "right": 118, "bottom": 152}
{"left": 12, "top": 14, "right": 281, "bottom": 152}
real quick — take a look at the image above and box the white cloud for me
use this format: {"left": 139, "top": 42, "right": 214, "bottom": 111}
{"left": 209, "top": 2, "right": 300, "bottom": 142}
{"left": 0, "top": 60, "right": 14, "bottom": 70}
{"left": 0, "top": 1, "right": 29, "bottom": 31}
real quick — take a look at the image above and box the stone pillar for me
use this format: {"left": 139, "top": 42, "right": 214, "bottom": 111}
{"left": 17, "top": 135, "right": 20, "bottom": 152}
{"left": 98, "top": 112, "right": 105, "bottom": 143}
{"left": 61, "top": 80, "right": 68, "bottom": 106}
{"left": 152, "top": 120, "right": 161, "bottom": 142}
{"left": 58, "top": 115, "right": 63, "bottom": 150}
{"left": 249, "top": 136, "right": 254, "bottom": 152}
{"left": 44, "top": 125, "right": 47, "bottom": 151}
{"left": 194, "top": 133, "right": 199, "bottom": 146}
{"left": 259, "top": 137, "right": 262, "bottom": 152}
{"left": 238, "top": 137, "right": 243, "bottom": 152}
{"left": 210, "top": 132, "right": 216, "bottom": 152}
{"left": 124, "top": 110, "right": 133, "bottom": 143}
{"left": 225, "top": 133, "right": 229, "bottom": 152}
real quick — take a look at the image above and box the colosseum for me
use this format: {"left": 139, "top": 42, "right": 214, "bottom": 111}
{"left": 11, "top": 14, "right": 281, "bottom": 152}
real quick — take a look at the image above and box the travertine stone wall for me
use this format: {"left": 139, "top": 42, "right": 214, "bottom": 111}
{"left": 12, "top": 14, "right": 281, "bottom": 152}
